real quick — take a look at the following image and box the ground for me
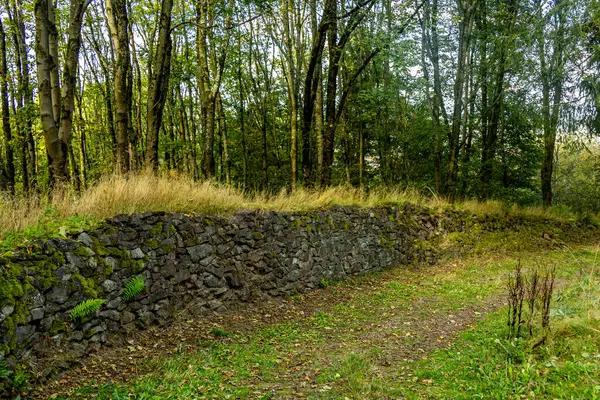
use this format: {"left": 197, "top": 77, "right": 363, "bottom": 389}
{"left": 31, "top": 244, "right": 600, "bottom": 399}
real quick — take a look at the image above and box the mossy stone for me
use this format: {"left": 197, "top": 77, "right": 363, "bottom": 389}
{"left": 144, "top": 239, "right": 159, "bottom": 250}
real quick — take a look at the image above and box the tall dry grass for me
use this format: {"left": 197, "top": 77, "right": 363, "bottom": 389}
{"left": 0, "top": 172, "right": 582, "bottom": 240}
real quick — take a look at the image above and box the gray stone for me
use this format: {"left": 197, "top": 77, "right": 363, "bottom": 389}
{"left": 106, "top": 297, "right": 122, "bottom": 310}
{"left": 99, "top": 310, "right": 121, "bottom": 321}
{"left": 204, "top": 274, "right": 221, "bottom": 288}
{"left": 187, "top": 244, "right": 212, "bottom": 262}
{"left": 120, "top": 311, "right": 136, "bottom": 325}
{"left": 105, "top": 257, "right": 117, "bottom": 270}
{"left": 47, "top": 283, "right": 70, "bottom": 304}
{"left": 1, "top": 305, "right": 14, "bottom": 318}
{"left": 30, "top": 308, "right": 44, "bottom": 321}
{"left": 77, "top": 232, "right": 94, "bottom": 246}
{"left": 102, "top": 279, "right": 119, "bottom": 293}
{"left": 130, "top": 248, "right": 145, "bottom": 259}
{"left": 15, "top": 325, "right": 36, "bottom": 344}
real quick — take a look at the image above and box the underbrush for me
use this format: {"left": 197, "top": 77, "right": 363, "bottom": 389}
{"left": 0, "top": 173, "right": 595, "bottom": 252}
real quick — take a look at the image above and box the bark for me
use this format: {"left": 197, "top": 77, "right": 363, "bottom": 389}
{"left": 34, "top": 0, "right": 69, "bottom": 184}
{"left": 106, "top": 0, "right": 131, "bottom": 173}
{"left": 480, "top": 0, "right": 519, "bottom": 198}
{"left": 146, "top": 0, "right": 173, "bottom": 170}
{"left": 538, "top": 0, "right": 566, "bottom": 207}
{"left": 59, "top": 0, "right": 90, "bottom": 182}
{"left": 446, "top": 0, "right": 477, "bottom": 199}
{"left": 0, "top": 19, "right": 14, "bottom": 193}
{"left": 197, "top": 0, "right": 232, "bottom": 179}
{"left": 8, "top": 0, "right": 36, "bottom": 191}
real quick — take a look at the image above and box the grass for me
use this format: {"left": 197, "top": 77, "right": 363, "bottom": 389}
{"left": 40, "top": 245, "right": 600, "bottom": 399}
{"left": 0, "top": 172, "right": 591, "bottom": 252}
{"left": 320, "top": 247, "right": 600, "bottom": 400}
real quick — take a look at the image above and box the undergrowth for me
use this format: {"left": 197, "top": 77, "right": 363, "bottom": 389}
{"left": 0, "top": 173, "right": 593, "bottom": 253}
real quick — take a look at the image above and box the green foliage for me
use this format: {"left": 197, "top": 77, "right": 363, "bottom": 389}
{"left": 121, "top": 276, "right": 146, "bottom": 302}
{"left": 0, "top": 360, "right": 12, "bottom": 380}
{"left": 210, "top": 327, "right": 232, "bottom": 337}
{"left": 318, "top": 278, "right": 330, "bottom": 289}
{"left": 69, "top": 299, "right": 105, "bottom": 321}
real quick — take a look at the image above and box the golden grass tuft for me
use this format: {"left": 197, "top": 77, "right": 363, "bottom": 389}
{"left": 0, "top": 172, "right": 588, "bottom": 241}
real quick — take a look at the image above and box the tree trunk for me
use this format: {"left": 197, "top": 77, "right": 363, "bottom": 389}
{"left": 58, "top": 0, "right": 90, "bottom": 184}
{"left": 33, "top": 0, "right": 69, "bottom": 185}
{"left": 106, "top": 0, "right": 131, "bottom": 174}
{"left": 446, "top": 0, "right": 476, "bottom": 199}
{"left": 538, "top": 0, "right": 566, "bottom": 207}
{"left": 0, "top": 19, "right": 14, "bottom": 193}
{"left": 480, "top": 0, "right": 519, "bottom": 198}
{"left": 146, "top": 0, "right": 173, "bottom": 170}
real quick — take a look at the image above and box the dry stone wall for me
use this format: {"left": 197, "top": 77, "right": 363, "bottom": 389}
{"left": 0, "top": 204, "right": 593, "bottom": 391}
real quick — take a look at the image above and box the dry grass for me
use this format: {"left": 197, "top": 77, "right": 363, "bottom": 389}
{"left": 0, "top": 172, "right": 583, "bottom": 241}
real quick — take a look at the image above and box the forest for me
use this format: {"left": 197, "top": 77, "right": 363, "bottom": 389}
{"left": 0, "top": 0, "right": 599, "bottom": 211}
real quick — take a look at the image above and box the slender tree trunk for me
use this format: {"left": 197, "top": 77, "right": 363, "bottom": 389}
{"left": 446, "top": 0, "right": 476, "bottom": 199}
{"left": 146, "top": 0, "right": 173, "bottom": 170}
{"left": 538, "top": 0, "right": 566, "bottom": 207}
{"left": 0, "top": 19, "right": 14, "bottom": 193}
{"left": 106, "top": 0, "right": 131, "bottom": 173}
{"left": 34, "top": 0, "right": 69, "bottom": 184}
{"left": 59, "top": 0, "right": 90, "bottom": 185}
{"left": 480, "top": 0, "right": 519, "bottom": 198}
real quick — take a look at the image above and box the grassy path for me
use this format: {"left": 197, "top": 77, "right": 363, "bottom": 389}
{"left": 36, "top": 245, "right": 600, "bottom": 400}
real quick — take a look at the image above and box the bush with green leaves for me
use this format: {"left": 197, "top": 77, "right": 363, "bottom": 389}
{"left": 122, "top": 275, "right": 145, "bottom": 302}
{"left": 69, "top": 298, "right": 105, "bottom": 321}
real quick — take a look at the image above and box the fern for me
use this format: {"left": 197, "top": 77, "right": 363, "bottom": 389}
{"left": 122, "top": 275, "right": 145, "bottom": 302}
{"left": 69, "top": 298, "right": 105, "bottom": 321}
{"left": 0, "top": 360, "right": 12, "bottom": 380}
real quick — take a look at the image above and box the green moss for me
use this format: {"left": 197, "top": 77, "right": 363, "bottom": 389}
{"left": 252, "top": 232, "right": 264, "bottom": 240}
{"left": 161, "top": 243, "right": 176, "bottom": 253}
{"left": 91, "top": 238, "right": 110, "bottom": 256}
{"left": 289, "top": 219, "right": 302, "bottom": 229}
{"left": 343, "top": 221, "right": 350, "bottom": 231}
{"left": 2, "top": 316, "right": 16, "bottom": 350}
{"left": 144, "top": 238, "right": 159, "bottom": 249}
{"left": 306, "top": 224, "right": 312, "bottom": 232}
{"left": 149, "top": 222, "right": 164, "bottom": 236}
{"left": 388, "top": 214, "right": 395, "bottom": 222}
{"left": 30, "top": 259, "right": 60, "bottom": 291}
{"left": 0, "top": 276, "right": 23, "bottom": 309}
{"left": 72, "top": 273, "right": 98, "bottom": 298}
{"left": 202, "top": 218, "right": 215, "bottom": 226}
{"left": 11, "top": 302, "right": 28, "bottom": 325}
{"left": 106, "top": 247, "right": 128, "bottom": 257}
{"left": 73, "top": 246, "right": 95, "bottom": 257}
{"left": 380, "top": 237, "right": 396, "bottom": 250}
{"left": 133, "top": 259, "right": 145, "bottom": 273}
{"left": 98, "top": 258, "right": 114, "bottom": 277}
{"left": 326, "top": 216, "right": 334, "bottom": 227}
{"left": 49, "top": 319, "right": 67, "bottom": 336}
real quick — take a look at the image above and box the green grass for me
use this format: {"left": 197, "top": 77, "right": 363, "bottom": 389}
{"left": 319, "top": 248, "right": 600, "bottom": 399}
{"left": 45, "top": 246, "right": 600, "bottom": 399}
{"left": 0, "top": 206, "right": 98, "bottom": 253}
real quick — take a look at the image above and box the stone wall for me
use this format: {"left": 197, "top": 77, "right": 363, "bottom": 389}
{"left": 0, "top": 204, "right": 594, "bottom": 391}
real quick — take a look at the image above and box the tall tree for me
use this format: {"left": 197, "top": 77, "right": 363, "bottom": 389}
{"left": 106, "top": 0, "right": 132, "bottom": 173}
{"left": 537, "top": 0, "right": 567, "bottom": 206}
{"left": 0, "top": 18, "right": 14, "bottom": 193}
{"left": 145, "top": 0, "right": 173, "bottom": 170}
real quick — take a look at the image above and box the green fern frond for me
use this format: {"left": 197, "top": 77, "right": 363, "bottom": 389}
{"left": 69, "top": 298, "right": 105, "bottom": 321}
{"left": 0, "top": 360, "right": 12, "bottom": 379}
{"left": 122, "top": 275, "right": 145, "bottom": 302}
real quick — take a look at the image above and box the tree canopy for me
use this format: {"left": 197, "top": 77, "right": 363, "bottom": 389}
{"left": 0, "top": 0, "right": 599, "bottom": 210}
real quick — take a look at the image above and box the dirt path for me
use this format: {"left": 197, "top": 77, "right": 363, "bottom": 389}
{"left": 35, "top": 256, "right": 509, "bottom": 399}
